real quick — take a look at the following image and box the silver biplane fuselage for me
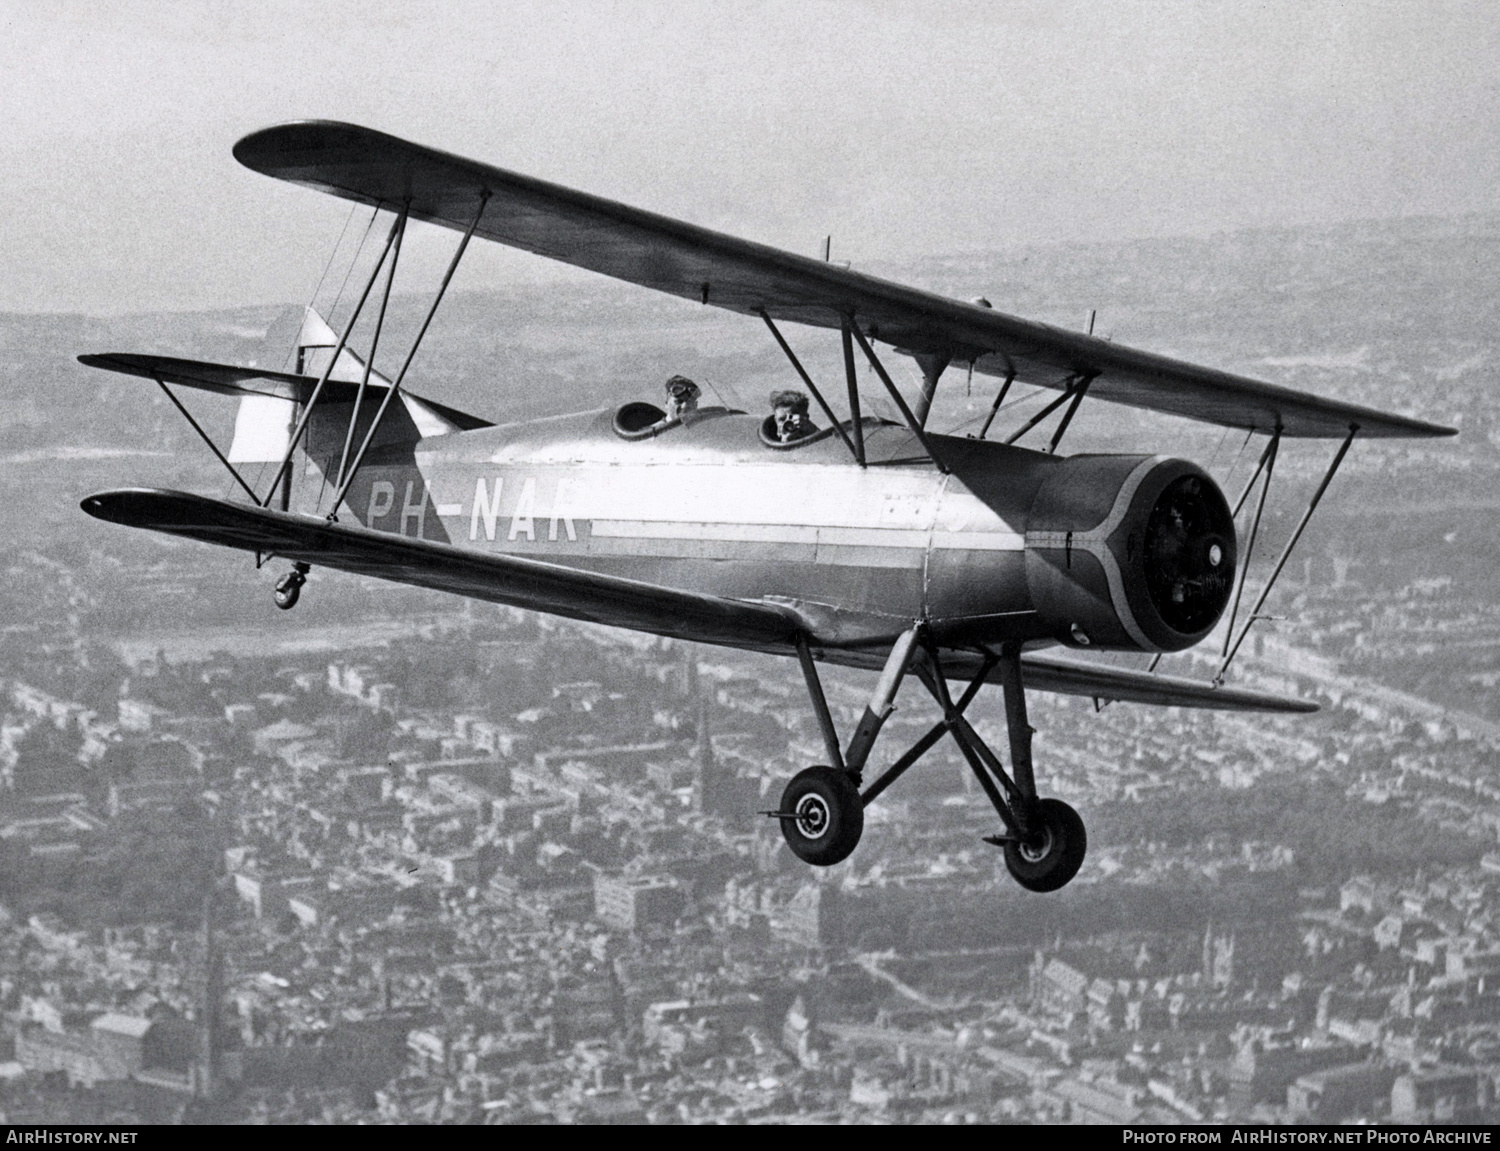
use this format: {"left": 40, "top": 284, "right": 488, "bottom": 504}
{"left": 321, "top": 403, "right": 1231, "bottom": 657}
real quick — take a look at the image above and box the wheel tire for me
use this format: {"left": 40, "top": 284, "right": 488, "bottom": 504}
{"left": 274, "top": 574, "right": 302, "bottom": 611}
{"left": 1004, "top": 798, "right": 1086, "bottom": 893}
{"left": 778, "top": 766, "right": 863, "bottom": 867}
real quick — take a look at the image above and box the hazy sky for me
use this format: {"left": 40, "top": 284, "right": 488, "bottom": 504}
{"left": 6, "top": 0, "right": 1498, "bottom": 314}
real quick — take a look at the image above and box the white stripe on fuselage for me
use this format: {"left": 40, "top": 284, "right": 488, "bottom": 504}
{"left": 411, "top": 460, "right": 1023, "bottom": 554}
{"left": 589, "top": 520, "right": 1021, "bottom": 550}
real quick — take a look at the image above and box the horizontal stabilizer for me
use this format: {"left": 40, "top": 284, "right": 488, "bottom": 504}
{"left": 77, "top": 353, "right": 492, "bottom": 432}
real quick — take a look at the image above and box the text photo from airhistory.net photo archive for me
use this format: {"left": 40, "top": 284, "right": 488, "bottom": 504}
{"left": 0, "top": 0, "right": 1498, "bottom": 1137}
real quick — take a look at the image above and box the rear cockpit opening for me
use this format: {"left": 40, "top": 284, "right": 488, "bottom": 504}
{"left": 611, "top": 401, "right": 743, "bottom": 440}
{"left": 758, "top": 388, "right": 827, "bottom": 449}
{"left": 758, "top": 414, "right": 832, "bottom": 449}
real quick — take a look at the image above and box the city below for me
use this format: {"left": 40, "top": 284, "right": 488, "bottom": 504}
{"left": 0, "top": 587, "right": 1498, "bottom": 1124}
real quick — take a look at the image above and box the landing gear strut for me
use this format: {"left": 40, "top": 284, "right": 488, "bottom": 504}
{"left": 274, "top": 562, "right": 310, "bottom": 610}
{"left": 772, "top": 628, "right": 1088, "bottom": 891}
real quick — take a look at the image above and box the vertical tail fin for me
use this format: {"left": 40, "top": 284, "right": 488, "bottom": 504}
{"left": 226, "top": 308, "right": 390, "bottom": 466}
{"left": 294, "top": 307, "right": 391, "bottom": 385}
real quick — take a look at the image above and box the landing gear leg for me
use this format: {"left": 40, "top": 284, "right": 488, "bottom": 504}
{"left": 274, "top": 562, "right": 310, "bottom": 611}
{"left": 918, "top": 642, "right": 1087, "bottom": 892}
{"left": 914, "top": 650, "right": 1026, "bottom": 833}
{"left": 775, "top": 630, "right": 922, "bottom": 867}
{"left": 842, "top": 628, "right": 922, "bottom": 786}
{"left": 773, "top": 633, "right": 877, "bottom": 867}
{"left": 771, "top": 631, "right": 1086, "bottom": 890}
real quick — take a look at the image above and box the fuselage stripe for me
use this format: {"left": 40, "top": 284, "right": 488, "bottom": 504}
{"left": 587, "top": 519, "right": 1023, "bottom": 550}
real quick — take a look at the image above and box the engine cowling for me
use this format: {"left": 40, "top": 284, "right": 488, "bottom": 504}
{"left": 1024, "top": 455, "right": 1236, "bottom": 651}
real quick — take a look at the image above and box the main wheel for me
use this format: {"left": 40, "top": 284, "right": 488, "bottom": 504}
{"left": 273, "top": 572, "right": 304, "bottom": 611}
{"left": 1004, "top": 798, "right": 1086, "bottom": 893}
{"left": 778, "top": 766, "right": 863, "bottom": 867}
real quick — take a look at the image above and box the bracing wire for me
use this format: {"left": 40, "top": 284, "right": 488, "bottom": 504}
{"left": 329, "top": 206, "right": 380, "bottom": 323}
{"left": 280, "top": 203, "right": 370, "bottom": 375}
{"left": 699, "top": 377, "right": 745, "bottom": 412}
{"left": 1223, "top": 428, "right": 1255, "bottom": 514}
{"left": 309, "top": 202, "right": 358, "bottom": 311}
{"left": 945, "top": 384, "right": 1049, "bottom": 436}
{"left": 1206, "top": 425, "right": 1231, "bottom": 476}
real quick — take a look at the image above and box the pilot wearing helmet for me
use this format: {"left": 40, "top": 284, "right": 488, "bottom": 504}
{"left": 662, "top": 375, "right": 701, "bottom": 423}
{"left": 771, "top": 389, "right": 816, "bottom": 443}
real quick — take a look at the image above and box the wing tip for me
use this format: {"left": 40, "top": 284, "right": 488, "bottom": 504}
{"left": 1380, "top": 416, "right": 1459, "bottom": 439}
{"left": 1174, "top": 680, "right": 1321, "bottom": 713}
{"left": 80, "top": 488, "right": 144, "bottom": 525}
{"left": 1276, "top": 698, "right": 1321, "bottom": 714}
{"left": 80, "top": 488, "right": 202, "bottom": 530}
{"left": 78, "top": 352, "right": 160, "bottom": 374}
{"left": 233, "top": 120, "right": 398, "bottom": 176}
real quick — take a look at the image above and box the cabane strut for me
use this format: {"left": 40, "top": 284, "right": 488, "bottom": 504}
{"left": 847, "top": 321, "right": 949, "bottom": 474}
{"left": 758, "top": 310, "right": 860, "bottom": 463}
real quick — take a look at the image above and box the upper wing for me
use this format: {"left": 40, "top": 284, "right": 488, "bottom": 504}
{"left": 233, "top": 121, "right": 1453, "bottom": 441}
{"left": 80, "top": 489, "right": 798, "bottom": 649}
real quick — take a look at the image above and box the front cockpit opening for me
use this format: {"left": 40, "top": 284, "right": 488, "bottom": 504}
{"left": 613, "top": 400, "right": 668, "bottom": 437}
{"left": 613, "top": 375, "right": 701, "bottom": 440}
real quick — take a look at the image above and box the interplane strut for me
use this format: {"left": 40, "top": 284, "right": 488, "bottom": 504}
{"left": 1217, "top": 424, "right": 1358, "bottom": 682}
{"left": 261, "top": 209, "right": 405, "bottom": 509}
{"left": 327, "top": 191, "right": 490, "bottom": 518}
{"left": 334, "top": 208, "right": 408, "bottom": 496}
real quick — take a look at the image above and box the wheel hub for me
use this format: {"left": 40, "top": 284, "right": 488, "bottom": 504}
{"left": 1017, "top": 824, "right": 1055, "bottom": 864}
{"left": 794, "top": 793, "right": 831, "bottom": 840}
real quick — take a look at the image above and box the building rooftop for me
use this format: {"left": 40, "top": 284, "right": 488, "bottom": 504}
{"left": 90, "top": 1013, "right": 152, "bottom": 1038}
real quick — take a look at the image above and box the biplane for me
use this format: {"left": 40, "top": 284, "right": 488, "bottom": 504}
{"left": 79, "top": 122, "right": 1454, "bottom": 892}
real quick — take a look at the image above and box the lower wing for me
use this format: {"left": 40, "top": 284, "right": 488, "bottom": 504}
{"left": 81, "top": 488, "right": 798, "bottom": 649}
{"left": 81, "top": 488, "right": 1314, "bottom": 714}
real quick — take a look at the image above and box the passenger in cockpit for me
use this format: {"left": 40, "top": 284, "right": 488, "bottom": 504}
{"left": 771, "top": 389, "right": 816, "bottom": 442}
{"left": 663, "top": 375, "right": 701, "bottom": 422}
